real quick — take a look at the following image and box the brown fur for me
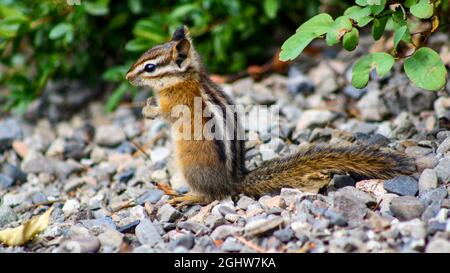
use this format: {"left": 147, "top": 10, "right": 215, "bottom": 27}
{"left": 126, "top": 26, "right": 416, "bottom": 204}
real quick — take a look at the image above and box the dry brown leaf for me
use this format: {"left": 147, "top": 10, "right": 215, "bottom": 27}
{"left": 431, "top": 16, "right": 439, "bottom": 33}
{"left": 0, "top": 206, "right": 54, "bottom": 246}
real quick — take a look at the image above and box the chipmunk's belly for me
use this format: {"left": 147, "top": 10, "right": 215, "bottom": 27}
{"left": 174, "top": 139, "right": 233, "bottom": 198}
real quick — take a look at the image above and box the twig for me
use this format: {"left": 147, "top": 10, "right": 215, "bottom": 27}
{"left": 14, "top": 199, "right": 63, "bottom": 214}
{"left": 235, "top": 236, "right": 267, "bottom": 253}
{"left": 130, "top": 139, "right": 151, "bottom": 160}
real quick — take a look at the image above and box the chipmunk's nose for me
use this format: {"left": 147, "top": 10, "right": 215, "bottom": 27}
{"left": 125, "top": 72, "right": 134, "bottom": 81}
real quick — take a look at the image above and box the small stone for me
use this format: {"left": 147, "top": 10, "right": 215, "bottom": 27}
{"left": 94, "top": 125, "right": 126, "bottom": 147}
{"left": 367, "top": 134, "right": 390, "bottom": 146}
{"left": 244, "top": 216, "right": 284, "bottom": 236}
{"left": 80, "top": 217, "right": 116, "bottom": 230}
{"left": 337, "top": 186, "right": 377, "bottom": 207}
{"left": 136, "top": 189, "right": 165, "bottom": 204}
{"left": 425, "top": 239, "right": 450, "bottom": 253}
{"left": 0, "top": 118, "right": 22, "bottom": 151}
{"left": 296, "top": 110, "right": 335, "bottom": 131}
{"left": 1, "top": 163, "right": 26, "bottom": 184}
{"left": 21, "top": 151, "right": 53, "bottom": 174}
{"left": 0, "top": 205, "right": 17, "bottom": 226}
{"left": 135, "top": 219, "right": 163, "bottom": 246}
{"left": 384, "top": 176, "right": 419, "bottom": 196}
{"left": 356, "top": 90, "right": 388, "bottom": 121}
{"left": 221, "top": 237, "right": 243, "bottom": 252}
{"left": 118, "top": 220, "right": 140, "bottom": 233}
{"left": 332, "top": 175, "right": 356, "bottom": 188}
{"left": 331, "top": 191, "right": 367, "bottom": 226}
{"left": 379, "top": 193, "right": 399, "bottom": 213}
{"left": 415, "top": 156, "right": 439, "bottom": 172}
{"left": 390, "top": 196, "right": 426, "bottom": 221}
{"left": 419, "top": 187, "right": 448, "bottom": 206}
{"left": 62, "top": 199, "right": 80, "bottom": 217}
{"left": 273, "top": 228, "right": 294, "bottom": 242}
{"left": 237, "top": 195, "right": 255, "bottom": 210}
{"left": 169, "top": 234, "right": 195, "bottom": 250}
{"left": 434, "top": 158, "right": 450, "bottom": 183}
{"left": 211, "top": 225, "right": 242, "bottom": 241}
{"left": 280, "top": 188, "right": 303, "bottom": 206}
{"left": 355, "top": 179, "right": 387, "bottom": 199}
{"left": 394, "top": 218, "right": 426, "bottom": 240}
{"left": 150, "top": 147, "right": 171, "bottom": 163}
{"left": 157, "top": 204, "right": 182, "bottom": 223}
{"left": 56, "top": 236, "right": 101, "bottom": 253}
{"left": 324, "top": 208, "right": 347, "bottom": 227}
{"left": 116, "top": 168, "right": 135, "bottom": 183}
{"left": 404, "top": 146, "right": 432, "bottom": 158}
{"left": 97, "top": 228, "right": 124, "bottom": 251}
{"left": 150, "top": 169, "right": 168, "bottom": 182}
{"left": 418, "top": 169, "right": 438, "bottom": 194}
{"left": 436, "top": 137, "right": 450, "bottom": 155}
{"left": 0, "top": 174, "right": 14, "bottom": 190}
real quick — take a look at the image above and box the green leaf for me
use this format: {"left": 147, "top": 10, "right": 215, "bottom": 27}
{"left": 343, "top": 28, "right": 359, "bottom": 51}
{"left": 356, "top": 0, "right": 383, "bottom": 6}
{"left": 352, "top": 52, "right": 395, "bottom": 88}
{"left": 410, "top": 0, "right": 434, "bottom": 19}
{"left": 295, "top": 13, "right": 334, "bottom": 35}
{"left": 405, "top": 0, "right": 418, "bottom": 8}
{"left": 404, "top": 47, "right": 447, "bottom": 91}
{"left": 84, "top": 0, "right": 110, "bottom": 16}
{"left": 326, "top": 16, "right": 352, "bottom": 46}
{"left": 279, "top": 32, "right": 316, "bottom": 61}
{"left": 125, "top": 38, "right": 153, "bottom": 52}
{"left": 102, "top": 65, "right": 129, "bottom": 82}
{"left": 355, "top": 0, "right": 368, "bottom": 6}
{"left": 106, "top": 83, "right": 128, "bottom": 112}
{"left": 127, "top": 0, "right": 142, "bottom": 14}
{"left": 0, "top": 17, "right": 24, "bottom": 38}
{"left": 263, "top": 0, "right": 280, "bottom": 19}
{"left": 49, "top": 23, "right": 73, "bottom": 40}
{"left": 133, "top": 20, "right": 166, "bottom": 42}
{"left": 372, "top": 16, "right": 388, "bottom": 40}
{"left": 345, "top": 6, "right": 373, "bottom": 27}
{"left": 279, "top": 13, "right": 334, "bottom": 61}
{"left": 370, "top": 0, "right": 386, "bottom": 15}
{"left": 393, "top": 25, "right": 408, "bottom": 50}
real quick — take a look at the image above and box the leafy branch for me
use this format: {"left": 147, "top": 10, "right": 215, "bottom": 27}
{"left": 280, "top": 0, "right": 449, "bottom": 91}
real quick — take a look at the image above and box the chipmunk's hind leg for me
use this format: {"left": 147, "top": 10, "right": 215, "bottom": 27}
{"left": 168, "top": 194, "right": 208, "bottom": 208}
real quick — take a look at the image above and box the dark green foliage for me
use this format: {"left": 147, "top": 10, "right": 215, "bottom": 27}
{"left": 0, "top": 0, "right": 348, "bottom": 112}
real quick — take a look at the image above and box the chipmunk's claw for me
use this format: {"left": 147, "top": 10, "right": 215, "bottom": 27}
{"left": 168, "top": 194, "right": 207, "bottom": 209}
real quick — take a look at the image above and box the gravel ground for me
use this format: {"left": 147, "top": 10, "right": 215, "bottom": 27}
{"left": 1, "top": 37, "right": 450, "bottom": 253}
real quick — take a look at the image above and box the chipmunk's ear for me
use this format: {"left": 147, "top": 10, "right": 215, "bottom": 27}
{"left": 171, "top": 25, "right": 191, "bottom": 41}
{"left": 172, "top": 26, "right": 192, "bottom": 68}
{"left": 174, "top": 39, "right": 190, "bottom": 68}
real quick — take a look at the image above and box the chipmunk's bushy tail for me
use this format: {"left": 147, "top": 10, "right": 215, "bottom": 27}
{"left": 238, "top": 145, "right": 416, "bottom": 197}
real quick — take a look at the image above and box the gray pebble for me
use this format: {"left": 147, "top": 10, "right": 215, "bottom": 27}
{"left": 390, "top": 196, "right": 426, "bottom": 221}
{"left": 157, "top": 204, "right": 182, "bottom": 223}
{"left": 418, "top": 169, "right": 438, "bottom": 194}
{"left": 384, "top": 176, "right": 419, "bottom": 196}
{"left": 135, "top": 219, "right": 163, "bottom": 246}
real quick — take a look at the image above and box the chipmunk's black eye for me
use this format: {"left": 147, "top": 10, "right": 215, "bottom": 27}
{"left": 144, "top": 63, "right": 156, "bottom": 73}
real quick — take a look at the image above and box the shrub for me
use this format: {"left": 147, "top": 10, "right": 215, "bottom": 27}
{"left": 280, "top": 0, "right": 449, "bottom": 91}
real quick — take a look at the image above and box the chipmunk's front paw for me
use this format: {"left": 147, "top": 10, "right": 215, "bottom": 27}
{"left": 168, "top": 194, "right": 208, "bottom": 208}
{"left": 142, "top": 97, "right": 159, "bottom": 119}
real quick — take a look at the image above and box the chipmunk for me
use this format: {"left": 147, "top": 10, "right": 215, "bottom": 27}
{"left": 125, "top": 26, "right": 416, "bottom": 207}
